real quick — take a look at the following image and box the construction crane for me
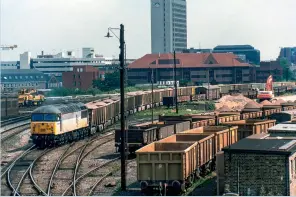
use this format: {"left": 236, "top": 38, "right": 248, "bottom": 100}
{"left": 0, "top": 45, "right": 18, "bottom": 50}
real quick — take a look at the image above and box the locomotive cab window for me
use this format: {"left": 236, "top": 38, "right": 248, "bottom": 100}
{"left": 31, "top": 114, "right": 60, "bottom": 121}
{"left": 31, "top": 113, "right": 44, "bottom": 121}
{"left": 81, "top": 110, "right": 88, "bottom": 118}
{"left": 44, "top": 114, "right": 59, "bottom": 121}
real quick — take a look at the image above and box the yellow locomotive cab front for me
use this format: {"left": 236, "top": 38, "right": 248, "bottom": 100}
{"left": 31, "top": 113, "right": 61, "bottom": 135}
{"left": 31, "top": 122, "right": 59, "bottom": 135}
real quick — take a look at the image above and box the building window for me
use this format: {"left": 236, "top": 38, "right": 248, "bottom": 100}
{"left": 25, "top": 76, "right": 28, "bottom": 79}
{"left": 41, "top": 76, "right": 43, "bottom": 78}
{"left": 36, "top": 76, "right": 39, "bottom": 79}
{"left": 8, "top": 76, "right": 12, "bottom": 79}
{"left": 74, "top": 82, "right": 76, "bottom": 86}
{"left": 30, "top": 76, "right": 33, "bottom": 79}
{"left": 20, "top": 76, "right": 22, "bottom": 79}
{"left": 15, "top": 76, "right": 18, "bottom": 79}
{"left": 73, "top": 74, "right": 76, "bottom": 79}
{"left": 79, "top": 82, "right": 81, "bottom": 86}
{"left": 78, "top": 74, "right": 81, "bottom": 79}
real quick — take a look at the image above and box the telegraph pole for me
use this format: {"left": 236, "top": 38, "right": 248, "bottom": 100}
{"left": 208, "top": 69, "right": 210, "bottom": 100}
{"left": 105, "top": 24, "right": 126, "bottom": 191}
{"left": 119, "top": 24, "right": 126, "bottom": 191}
{"left": 151, "top": 67, "right": 154, "bottom": 123}
{"left": 173, "top": 50, "right": 178, "bottom": 114}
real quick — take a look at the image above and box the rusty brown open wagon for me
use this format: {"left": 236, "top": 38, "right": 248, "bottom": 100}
{"left": 181, "top": 126, "right": 239, "bottom": 153}
{"left": 220, "top": 119, "right": 276, "bottom": 140}
{"left": 159, "top": 133, "right": 216, "bottom": 175}
{"left": 136, "top": 142, "right": 197, "bottom": 195}
{"left": 116, "top": 121, "right": 191, "bottom": 153}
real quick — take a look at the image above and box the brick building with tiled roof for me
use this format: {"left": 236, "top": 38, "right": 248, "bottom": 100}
{"left": 127, "top": 53, "right": 255, "bottom": 85}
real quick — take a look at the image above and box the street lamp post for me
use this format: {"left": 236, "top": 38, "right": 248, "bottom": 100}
{"left": 208, "top": 69, "right": 210, "bottom": 100}
{"left": 173, "top": 50, "right": 178, "bottom": 114}
{"left": 105, "top": 24, "right": 126, "bottom": 191}
{"left": 151, "top": 67, "right": 154, "bottom": 123}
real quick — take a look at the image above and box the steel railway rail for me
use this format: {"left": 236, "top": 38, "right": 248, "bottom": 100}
{"left": 62, "top": 157, "right": 121, "bottom": 196}
{"left": 87, "top": 159, "right": 135, "bottom": 196}
{"left": 0, "top": 116, "right": 31, "bottom": 128}
{"left": 5, "top": 145, "right": 38, "bottom": 196}
{"left": 47, "top": 143, "right": 74, "bottom": 196}
{"left": 1, "top": 124, "right": 30, "bottom": 143}
{"left": 1, "top": 115, "right": 31, "bottom": 143}
{"left": 69, "top": 133, "right": 115, "bottom": 196}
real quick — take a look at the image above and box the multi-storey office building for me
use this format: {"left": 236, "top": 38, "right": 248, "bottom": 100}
{"left": 151, "top": 0, "right": 187, "bottom": 54}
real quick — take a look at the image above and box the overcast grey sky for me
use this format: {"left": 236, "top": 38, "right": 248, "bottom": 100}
{"left": 1, "top": 0, "right": 296, "bottom": 61}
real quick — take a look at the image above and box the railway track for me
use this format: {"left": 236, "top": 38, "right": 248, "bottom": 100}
{"left": 1, "top": 124, "right": 30, "bottom": 143}
{"left": 0, "top": 116, "right": 31, "bottom": 128}
{"left": 26, "top": 128, "right": 115, "bottom": 196}
{"left": 2, "top": 145, "right": 53, "bottom": 196}
{"left": 47, "top": 143, "right": 74, "bottom": 196}
{"left": 1, "top": 108, "right": 152, "bottom": 196}
{"left": 1, "top": 115, "right": 31, "bottom": 143}
{"left": 59, "top": 132, "right": 116, "bottom": 196}
{"left": 62, "top": 156, "right": 122, "bottom": 196}
{"left": 87, "top": 159, "right": 136, "bottom": 196}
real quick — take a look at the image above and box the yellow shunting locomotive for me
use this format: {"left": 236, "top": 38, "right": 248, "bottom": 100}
{"left": 18, "top": 89, "right": 46, "bottom": 107}
{"left": 30, "top": 102, "right": 93, "bottom": 147}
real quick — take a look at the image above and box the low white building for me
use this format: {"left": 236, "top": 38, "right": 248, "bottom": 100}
{"left": 0, "top": 61, "right": 19, "bottom": 69}
{"left": 20, "top": 51, "right": 31, "bottom": 69}
{"left": 2, "top": 48, "right": 136, "bottom": 87}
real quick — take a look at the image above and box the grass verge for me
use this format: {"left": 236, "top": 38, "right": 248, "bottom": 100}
{"left": 133, "top": 105, "right": 205, "bottom": 119}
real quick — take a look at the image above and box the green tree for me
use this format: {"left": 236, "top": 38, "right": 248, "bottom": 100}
{"left": 179, "top": 79, "right": 189, "bottom": 87}
{"left": 93, "top": 71, "right": 120, "bottom": 91}
{"left": 93, "top": 71, "right": 135, "bottom": 91}
{"left": 279, "top": 58, "right": 294, "bottom": 81}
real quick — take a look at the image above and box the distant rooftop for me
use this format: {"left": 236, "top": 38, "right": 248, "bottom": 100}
{"left": 247, "top": 133, "right": 296, "bottom": 140}
{"left": 223, "top": 138, "right": 296, "bottom": 155}
{"left": 1, "top": 69, "right": 43, "bottom": 75}
{"left": 268, "top": 123, "right": 296, "bottom": 132}
{"left": 213, "top": 45, "right": 256, "bottom": 50}
{"left": 128, "top": 53, "right": 252, "bottom": 69}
